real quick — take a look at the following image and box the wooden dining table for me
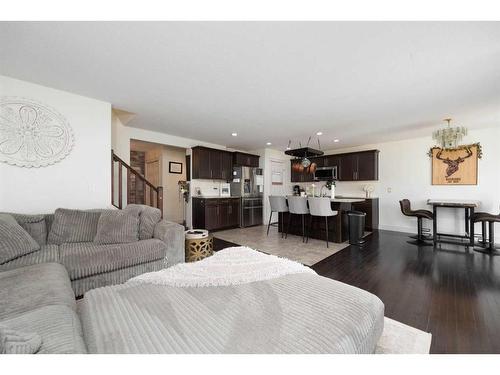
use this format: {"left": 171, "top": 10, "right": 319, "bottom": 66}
{"left": 427, "top": 199, "right": 481, "bottom": 247}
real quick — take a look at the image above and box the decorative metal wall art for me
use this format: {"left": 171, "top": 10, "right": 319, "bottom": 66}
{"left": 0, "top": 97, "right": 74, "bottom": 167}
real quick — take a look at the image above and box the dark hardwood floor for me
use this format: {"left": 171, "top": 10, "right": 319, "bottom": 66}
{"left": 214, "top": 230, "right": 500, "bottom": 354}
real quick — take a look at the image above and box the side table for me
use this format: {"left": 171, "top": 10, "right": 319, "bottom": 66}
{"left": 185, "top": 234, "right": 214, "bottom": 262}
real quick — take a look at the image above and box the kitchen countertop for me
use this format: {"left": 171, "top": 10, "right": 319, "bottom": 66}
{"left": 192, "top": 195, "right": 365, "bottom": 203}
{"left": 331, "top": 198, "right": 365, "bottom": 203}
{"left": 286, "top": 195, "right": 366, "bottom": 203}
{"left": 192, "top": 196, "right": 240, "bottom": 199}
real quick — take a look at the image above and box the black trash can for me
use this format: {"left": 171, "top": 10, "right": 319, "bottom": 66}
{"left": 348, "top": 211, "right": 366, "bottom": 245}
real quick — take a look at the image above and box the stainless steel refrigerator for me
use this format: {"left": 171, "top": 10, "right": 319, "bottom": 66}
{"left": 231, "top": 166, "right": 264, "bottom": 227}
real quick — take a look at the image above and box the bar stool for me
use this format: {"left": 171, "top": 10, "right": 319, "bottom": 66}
{"left": 473, "top": 208, "right": 500, "bottom": 256}
{"left": 286, "top": 196, "right": 309, "bottom": 242}
{"left": 307, "top": 197, "right": 338, "bottom": 248}
{"left": 267, "top": 196, "right": 289, "bottom": 238}
{"left": 399, "top": 199, "right": 434, "bottom": 246}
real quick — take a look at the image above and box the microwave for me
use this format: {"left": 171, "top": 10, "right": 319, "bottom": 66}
{"left": 314, "top": 166, "right": 338, "bottom": 181}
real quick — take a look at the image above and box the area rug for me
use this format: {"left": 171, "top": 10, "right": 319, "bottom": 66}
{"left": 214, "top": 225, "right": 351, "bottom": 266}
{"left": 375, "top": 317, "right": 432, "bottom": 354}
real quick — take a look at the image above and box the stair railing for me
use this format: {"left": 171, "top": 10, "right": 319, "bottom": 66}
{"left": 111, "top": 150, "right": 163, "bottom": 217}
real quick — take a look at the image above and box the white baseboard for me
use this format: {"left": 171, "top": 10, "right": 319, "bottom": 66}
{"left": 378, "top": 224, "right": 417, "bottom": 234}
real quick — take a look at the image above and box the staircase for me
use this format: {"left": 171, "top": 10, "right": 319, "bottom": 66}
{"left": 111, "top": 150, "right": 163, "bottom": 217}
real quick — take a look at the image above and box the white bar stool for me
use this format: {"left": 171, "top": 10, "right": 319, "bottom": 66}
{"left": 307, "top": 197, "right": 338, "bottom": 248}
{"left": 286, "top": 196, "right": 310, "bottom": 242}
{"left": 267, "top": 196, "right": 289, "bottom": 238}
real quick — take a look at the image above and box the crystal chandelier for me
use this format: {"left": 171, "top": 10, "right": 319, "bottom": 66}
{"left": 432, "top": 118, "right": 467, "bottom": 149}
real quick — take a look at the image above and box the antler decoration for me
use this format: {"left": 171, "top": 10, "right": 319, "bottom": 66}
{"left": 432, "top": 145, "right": 477, "bottom": 178}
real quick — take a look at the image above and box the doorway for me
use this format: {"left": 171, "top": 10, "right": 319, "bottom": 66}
{"left": 130, "top": 139, "right": 187, "bottom": 224}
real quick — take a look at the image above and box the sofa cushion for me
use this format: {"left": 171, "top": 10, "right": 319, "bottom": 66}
{"left": 60, "top": 239, "right": 168, "bottom": 280}
{"left": 47, "top": 208, "right": 102, "bottom": 245}
{"left": 44, "top": 213, "right": 55, "bottom": 234}
{"left": 0, "top": 325, "right": 42, "bottom": 354}
{"left": 94, "top": 210, "right": 139, "bottom": 245}
{"left": 0, "top": 213, "right": 40, "bottom": 264}
{"left": 0, "top": 262, "right": 75, "bottom": 321}
{"left": 71, "top": 259, "right": 166, "bottom": 298}
{"left": 124, "top": 204, "right": 162, "bottom": 240}
{"left": 6, "top": 213, "right": 48, "bottom": 246}
{"left": 0, "top": 305, "right": 87, "bottom": 354}
{"left": 0, "top": 245, "right": 60, "bottom": 272}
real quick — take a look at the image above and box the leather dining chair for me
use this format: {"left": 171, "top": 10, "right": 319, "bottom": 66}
{"left": 399, "top": 199, "right": 434, "bottom": 246}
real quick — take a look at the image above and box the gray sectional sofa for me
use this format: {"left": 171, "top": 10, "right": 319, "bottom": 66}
{"left": 0, "top": 204, "right": 185, "bottom": 297}
{"left": 0, "top": 263, "right": 87, "bottom": 353}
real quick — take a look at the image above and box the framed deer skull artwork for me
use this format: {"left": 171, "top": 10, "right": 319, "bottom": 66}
{"left": 429, "top": 143, "right": 481, "bottom": 185}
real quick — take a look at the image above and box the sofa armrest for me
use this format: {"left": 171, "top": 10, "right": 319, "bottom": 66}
{"left": 153, "top": 220, "right": 185, "bottom": 265}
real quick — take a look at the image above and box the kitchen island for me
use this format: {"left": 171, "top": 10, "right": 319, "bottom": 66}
{"left": 277, "top": 196, "right": 379, "bottom": 243}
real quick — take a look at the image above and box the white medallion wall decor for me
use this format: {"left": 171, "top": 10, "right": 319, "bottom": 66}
{"left": 0, "top": 97, "right": 74, "bottom": 167}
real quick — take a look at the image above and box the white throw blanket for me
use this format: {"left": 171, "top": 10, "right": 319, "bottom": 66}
{"left": 127, "top": 246, "right": 316, "bottom": 287}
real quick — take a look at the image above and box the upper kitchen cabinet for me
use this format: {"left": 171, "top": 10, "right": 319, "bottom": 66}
{"left": 339, "top": 150, "right": 379, "bottom": 181}
{"left": 192, "top": 146, "right": 212, "bottom": 179}
{"left": 356, "top": 150, "right": 379, "bottom": 180}
{"left": 324, "top": 155, "right": 341, "bottom": 169}
{"left": 221, "top": 151, "right": 233, "bottom": 180}
{"left": 233, "top": 152, "right": 260, "bottom": 167}
{"left": 290, "top": 150, "right": 379, "bottom": 182}
{"left": 209, "top": 149, "right": 223, "bottom": 179}
{"left": 191, "top": 146, "right": 233, "bottom": 181}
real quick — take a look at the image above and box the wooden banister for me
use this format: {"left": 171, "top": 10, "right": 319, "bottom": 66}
{"left": 111, "top": 150, "right": 164, "bottom": 217}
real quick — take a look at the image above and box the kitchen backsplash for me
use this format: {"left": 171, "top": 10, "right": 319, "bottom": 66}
{"left": 191, "top": 179, "right": 223, "bottom": 197}
{"left": 293, "top": 180, "right": 380, "bottom": 198}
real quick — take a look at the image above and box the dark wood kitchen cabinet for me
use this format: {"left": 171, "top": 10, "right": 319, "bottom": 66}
{"left": 192, "top": 197, "right": 240, "bottom": 231}
{"left": 339, "top": 150, "right": 379, "bottom": 181}
{"left": 290, "top": 150, "right": 378, "bottom": 182}
{"left": 233, "top": 152, "right": 260, "bottom": 167}
{"left": 221, "top": 151, "right": 233, "bottom": 180}
{"left": 203, "top": 200, "right": 220, "bottom": 231}
{"left": 356, "top": 151, "right": 378, "bottom": 180}
{"left": 339, "top": 153, "right": 356, "bottom": 181}
{"left": 209, "top": 149, "right": 223, "bottom": 179}
{"left": 324, "top": 155, "right": 341, "bottom": 168}
{"left": 192, "top": 147, "right": 212, "bottom": 179}
{"left": 191, "top": 146, "right": 233, "bottom": 181}
{"left": 300, "top": 155, "right": 340, "bottom": 169}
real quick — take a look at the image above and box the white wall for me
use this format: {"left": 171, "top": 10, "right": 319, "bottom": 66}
{"left": 294, "top": 127, "right": 500, "bottom": 234}
{"left": 112, "top": 119, "right": 226, "bottom": 162}
{"left": 162, "top": 145, "right": 186, "bottom": 224}
{"left": 249, "top": 148, "right": 292, "bottom": 224}
{"left": 112, "top": 117, "right": 229, "bottom": 227}
{"left": 0, "top": 75, "right": 111, "bottom": 213}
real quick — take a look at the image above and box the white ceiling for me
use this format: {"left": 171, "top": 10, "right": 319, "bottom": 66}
{"left": 1, "top": 22, "right": 500, "bottom": 151}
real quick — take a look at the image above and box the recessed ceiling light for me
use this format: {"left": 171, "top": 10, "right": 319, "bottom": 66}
{"left": 333, "top": 139, "right": 340, "bottom": 143}
{"left": 266, "top": 142, "right": 272, "bottom": 146}
{"left": 231, "top": 132, "right": 238, "bottom": 137}
{"left": 316, "top": 131, "right": 323, "bottom": 136}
